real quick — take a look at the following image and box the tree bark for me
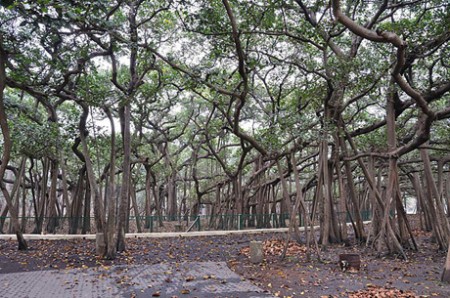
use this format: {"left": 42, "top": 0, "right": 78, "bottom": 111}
{"left": 442, "top": 240, "right": 450, "bottom": 283}
{"left": 0, "top": 33, "right": 27, "bottom": 250}
{"left": 45, "top": 159, "right": 59, "bottom": 233}
{"left": 340, "top": 130, "right": 366, "bottom": 241}
{"left": 68, "top": 168, "right": 86, "bottom": 234}
{"left": 117, "top": 103, "right": 131, "bottom": 252}
{"left": 421, "top": 145, "right": 450, "bottom": 249}
{"left": 78, "top": 103, "right": 105, "bottom": 233}
{"left": 104, "top": 107, "right": 117, "bottom": 259}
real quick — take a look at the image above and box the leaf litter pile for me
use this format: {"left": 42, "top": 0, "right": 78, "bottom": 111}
{"left": 1, "top": 231, "right": 450, "bottom": 297}
{"left": 239, "top": 238, "right": 307, "bottom": 257}
{"left": 231, "top": 234, "right": 449, "bottom": 298}
{"left": 348, "top": 285, "right": 417, "bottom": 297}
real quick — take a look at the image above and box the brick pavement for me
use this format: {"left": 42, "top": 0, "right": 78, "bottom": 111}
{"left": 0, "top": 261, "right": 273, "bottom": 298}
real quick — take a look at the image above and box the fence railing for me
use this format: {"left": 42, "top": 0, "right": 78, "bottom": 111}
{"left": 0, "top": 211, "right": 372, "bottom": 235}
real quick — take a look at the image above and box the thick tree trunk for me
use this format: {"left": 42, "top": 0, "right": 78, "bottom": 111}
{"left": 328, "top": 144, "right": 341, "bottom": 243}
{"left": 340, "top": 132, "right": 366, "bottom": 241}
{"left": 20, "top": 182, "right": 27, "bottom": 232}
{"left": 130, "top": 182, "right": 142, "bottom": 233}
{"left": 144, "top": 165, "right": 153, "bottom": 229}
{"left": 68, "top": 168, "right": 86, "bottom": 234}
{"left": 0, "top": 34, "right": 27, "bottom": 250}
{"left": 5, "top": 158, "right": 26, "bottom": 234}
{"left": 117, "top": 103, "right": 131, "bottom": 252}
{"left": 446, "top": 172, "right": 450, "bottom": 218}
{"left": 81, "top": 182, "right": 91, "bottom": 234}
{"left": 104, "top": 107, "right": 117, "bottom": 259}
{"left": 385, "top": 87, "right": 414, "bottom": 248}
{"left": 409, "top": 172, "right": 432, "bottom": 231}
{"left": 45, "top": 159, "right": 59, "bottom": 233}
{"left": 442, "top": 240, "right": 450, "bottom": 283}
{"left": 79, "top": 103, "right": 105, "bottom": 233}
{"left": 277, "top": 159, "right": 300, "bottom": 242}
{"left": 421, "top": 145, "right": 450, "bottom": 249}
{"left": 333, "top": 141, "right": 349, "bottom": 243}
{"left": 367, "top": 156, "right": 382, "bottom": 239}
{"left": 155, "top": 183, "right": 164, "bottom": 227}
{"left": 166, "top": 172, "right": 177, "bottom": 220}
{"left": 34, "top": 158, "right": 49, "bottom": 234}
{"left": 115, "top": 0, "right": 141, "bottom": 250}
{"left": 318, "top": 139, "right": 332, "bottom": 247}
{"left": 345, "top": 131, "right": 406, "bottom": 258}
{"left": 0, "top": 205, "right": 8, "bottom": 233}
{"left": 59, "top": 157, "right": 70, "bottom": 217}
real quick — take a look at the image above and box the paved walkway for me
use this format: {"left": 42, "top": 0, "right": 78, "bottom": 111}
{"left": 0, "top": 261, "right": 272, "bottom": 297}
{"left": 0, "top": 230, "right": 283, "bottom": 297}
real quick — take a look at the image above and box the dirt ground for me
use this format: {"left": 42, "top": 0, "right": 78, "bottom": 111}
{"left": 231, "top": 231, "right": 450, "bottom": 297}
{"left": 0, "top": 231, "right": 449, "bottom": 297}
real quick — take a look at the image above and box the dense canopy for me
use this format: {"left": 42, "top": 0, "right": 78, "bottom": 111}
{"left": 0, "top": 0, "right": 449, "bottom": 261}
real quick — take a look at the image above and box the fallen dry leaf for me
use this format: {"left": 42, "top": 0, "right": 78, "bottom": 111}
{"left": 348, "top": 285, "right": 417, "bottom": 297}
{"left": 185, "top": 275, "right": 195, "bottom": 282}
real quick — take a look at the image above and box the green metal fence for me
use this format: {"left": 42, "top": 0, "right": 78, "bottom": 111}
{"left": 0, "top": 210, "right": 372, "bottom": 235}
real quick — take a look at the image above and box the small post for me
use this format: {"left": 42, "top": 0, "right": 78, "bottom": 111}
{"left": 96, "top": 233, "right": 106, "bottom": 256}
{"left": 238, "top": 214, "right": 242, "bottom": 230}
{"left": 249, "top": 241, "right": 264, "bottom": 264}
{"left": 339, "top": 254, "right": 361, "bottom": 273}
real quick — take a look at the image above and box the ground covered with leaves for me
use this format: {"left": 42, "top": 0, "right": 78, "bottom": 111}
{"left": 0, "top": 231, "right": 449, "bottom": 297}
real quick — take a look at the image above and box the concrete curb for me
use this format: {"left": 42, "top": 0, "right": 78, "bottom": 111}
{"left": 0, "top": 228, "right": 289, "bottom": 241}
{"left": 0, "top": 221, "right": 370, "bottom": 241}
